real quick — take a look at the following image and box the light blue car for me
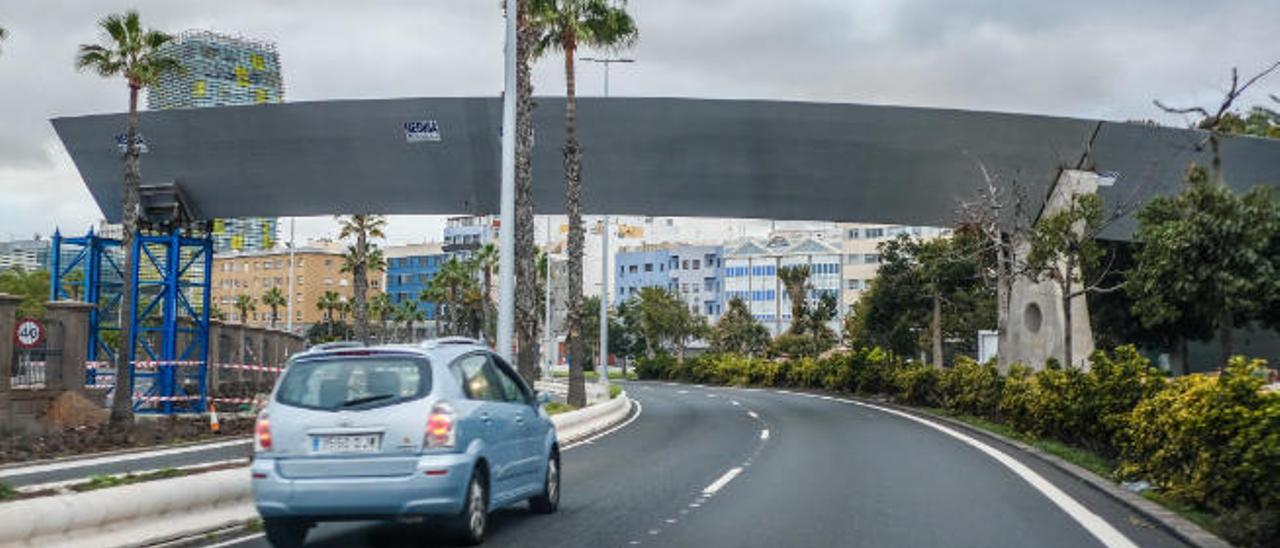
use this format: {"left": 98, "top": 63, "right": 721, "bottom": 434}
{"left": 251, "top": 339, "right": 560, "bottom": 547}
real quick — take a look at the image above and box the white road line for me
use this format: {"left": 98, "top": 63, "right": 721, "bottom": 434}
{"left": 563, "top": 401, "right": 644, "bottom": 451}
{"left": 760, "top": 429, "right": 770, "bottom": 440}
{"left": 746, "top": 411, "right": 759, "bottom": 419}
{"left": 707, "top": 393, "right": 718, "bottom": 398}
{"left": 199, "top": 533, "right": 264, "bottom": 548}
{"left": 0, "top": 438, "right": 252, "bottom": 479}
{"left": 677, "top": 390, "right": 689, "bottom": 394}
{"left": 702, "top": 466, "right": 743, "bottom": 496}
{"left": 779, "top": 390, "right": 1138, "bottom": 548}
{"left": 730, "top": 400, "right": 740, "bottom": 406}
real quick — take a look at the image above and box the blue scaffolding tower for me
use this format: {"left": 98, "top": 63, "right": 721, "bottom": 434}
{"left": 50, "top": 226, "right": 214, "bottom": 414}
{"left": 129, "top": 229, "right": 213, "bottom": 414}
{"left": 50, "top": 228, "right": 124, "bottom": 386}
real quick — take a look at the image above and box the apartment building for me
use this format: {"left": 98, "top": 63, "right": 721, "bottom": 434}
{"left": 211, "top": 246, "right": 368, "bottom": 329}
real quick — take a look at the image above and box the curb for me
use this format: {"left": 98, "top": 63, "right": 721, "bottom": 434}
{"left": 0, "top": 394, "right": 637, "bottom": 548}
{"left": 0, "top": 435, "right": 252, "bottom": 474}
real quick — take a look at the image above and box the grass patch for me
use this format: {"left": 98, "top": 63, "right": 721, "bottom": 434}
{"left": 544, "top": 402, "right": 577, "bottom": 415}
{"left": 0, "top": 482, "right": 14, "bottom": 501}
{"left": 246, "top": 517, "right": 264, "bottom": 532}
{"left": 1139, "top": 490, "right": 1228, "bottom": 539}
{"left": 71, "top": 468, "right": 184, "bottom": 493}
{"left": 609, "top": 384, "right": 622, "bottom": 399}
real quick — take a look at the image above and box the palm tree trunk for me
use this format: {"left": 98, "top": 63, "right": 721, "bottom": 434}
{"left": 563, "top": 35, "right": 587, "bottom": 408}
{"left": 353, "top": 227, "right": 370, "bottom": 344}
{"left": 931, "top": 292, "right": 943, "bottom": 368}
{"left": 1220, "top": 310, "right": 1235, "bottom": 366}
{"left": 110, "top": 83, "right": 142, "bottom": 427}
{"left": 514, "top": 0, "right": 540, "bottom": 384}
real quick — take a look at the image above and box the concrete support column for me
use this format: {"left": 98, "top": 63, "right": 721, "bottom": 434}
{"left": 0, "top": 294, "right": 21, "bottom": 422}
{"left": 1006, "top": 169, "right": 1098, "bottom": 370}
{"left": 44, "top": 301, "right": 93, "bottom": 392}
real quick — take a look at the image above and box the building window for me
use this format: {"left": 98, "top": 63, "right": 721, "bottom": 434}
{"left": 846, "top": 228, "right": 860, "bottom": 239}
{"left": 324, "top": 258, "right": 332, "bottom": 267}
{"left": 864, "top": 254, "right": 879, "bottom": 264}
{"left": 629, "top": 265, "right": 638, "bottom": 274}
{"left": 866, "top": 228, "right": 885, "bottom": 239}
{"left": 682, "top": 260, "right": 690, "bottom": 270}
{"left": 644, "top": 263, "right": 653, "bottom": 272}
{"left": 324, "top": 278, "right": 333, "bottom": 286}
{"left": 692, "top": 259, "right": 701, "bottom": 270}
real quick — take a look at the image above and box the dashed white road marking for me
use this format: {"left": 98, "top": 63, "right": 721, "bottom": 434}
{"left": 760, "top": 429, "right": 770, "bottom": 440}
{"left": 730, "top": 400, "right": 741, "bottom": 406}
{"left": 702, "top": 466, "right": 744, "bottom": 496}
{"left": 746, "top": 410, "right": 759, "bottom": 419}
{"left": 677, "top": 390, "right": 689, "bottom": 395}
{"left": 707, "top": 393, "right": 718, "bottom": 398}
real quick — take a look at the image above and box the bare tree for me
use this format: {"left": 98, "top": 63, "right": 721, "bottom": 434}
{"left": 1154, "top": 61, "right": 1280, "bottom": 185}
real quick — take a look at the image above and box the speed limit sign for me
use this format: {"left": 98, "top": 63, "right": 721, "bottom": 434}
{"left": 14, "top": 318, "right": 44, "bottom": 350}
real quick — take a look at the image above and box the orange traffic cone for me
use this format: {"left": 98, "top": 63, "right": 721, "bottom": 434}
{"left": 209, "top": 402, "right": 221, "bottom": 433}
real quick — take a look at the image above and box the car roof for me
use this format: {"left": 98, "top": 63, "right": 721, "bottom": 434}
{"left": 295, "top": 338, "right": 492, "bottom": 364}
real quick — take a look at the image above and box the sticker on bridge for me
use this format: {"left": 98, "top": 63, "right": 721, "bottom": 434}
{"left": 404, "top": 119, "right": 442, "bottom": 143}
{"left": 14, "top": 318, "right": 45, "bottom": 350}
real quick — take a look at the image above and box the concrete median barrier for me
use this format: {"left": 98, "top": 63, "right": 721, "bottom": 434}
{"left": 0, "top": 393, "right": 634, "bottom": 548}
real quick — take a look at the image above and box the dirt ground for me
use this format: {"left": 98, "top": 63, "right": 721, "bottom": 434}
{"left": 0, "top": 415, "right": 254, "bottom": 465}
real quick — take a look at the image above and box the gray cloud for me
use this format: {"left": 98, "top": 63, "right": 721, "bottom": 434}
{"left": 1, "top": 0, "right": 1278, "bottom": 240}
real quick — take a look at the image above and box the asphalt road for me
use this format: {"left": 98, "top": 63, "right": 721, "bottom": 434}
{"left": 205, "top": 382, "right": 1189, "bottom": 548}
{"left": 0, "top": 438, "right": 251, "bottom": 487}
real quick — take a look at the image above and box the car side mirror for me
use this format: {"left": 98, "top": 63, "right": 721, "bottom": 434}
{"left": 535, "top": 391, "right": 553, "bottom": 406}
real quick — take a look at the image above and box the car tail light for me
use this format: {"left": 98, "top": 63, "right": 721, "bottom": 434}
{"left": 425, "top": 402, "right": 456, "bottom": 449}
{"left": 255, "top": 414, "right": 272, "bottom": 452}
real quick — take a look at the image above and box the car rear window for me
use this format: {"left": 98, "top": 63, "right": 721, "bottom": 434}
{"left": 275, "top": 355, "right": 431, "bottom": 411}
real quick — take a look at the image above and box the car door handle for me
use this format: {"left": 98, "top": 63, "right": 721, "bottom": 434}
{"left": 514, "top": 414, "right": 525, "bottom": 425}
{"left": 480, "top": 412, "right": 492, "bottom": 424}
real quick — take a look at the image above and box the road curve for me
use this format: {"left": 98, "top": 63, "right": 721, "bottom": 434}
{"left": 205, "top": 382, "right": 1190, "bottom": 548}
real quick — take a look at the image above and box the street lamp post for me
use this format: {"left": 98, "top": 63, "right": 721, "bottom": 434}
{"left": 496, "top": 0, "right": 519, "bottom": 362}
{"left": 580, "top": 56, "right": 634, "bottom": 388}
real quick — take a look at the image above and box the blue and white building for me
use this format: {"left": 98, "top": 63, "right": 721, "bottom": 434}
{"left": 614, "top": 243, "right": 725, "bottom": 321}
{"left": 723, "top": 231, "right": 843, "bottom": 337}
{"left": 384, "top": 243, "right": 448, "bottom": 325}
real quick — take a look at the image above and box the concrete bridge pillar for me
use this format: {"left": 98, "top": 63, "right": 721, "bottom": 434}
{"left": 1005, "top": 169, "right": 1098, "bottom": 370}
{"left": 0, "top": 294, "right": 21, "bottom": 422}
{"left": 44, "top": 301, "right": 93, "bottom": 392}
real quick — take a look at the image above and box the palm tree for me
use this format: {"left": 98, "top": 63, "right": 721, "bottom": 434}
{"left": 370, "top": 292, "right": 393, "bottom": 343}
{"left": 467, "top": 244, "right": 499, "bottom": 343}
{"left": 261, "top": 287, "right": 286, "bottom": 328}
{"left": 337, "top": 299, "right": 351, "bottom": 323}
{"left": 316, "top": 290, "right": 341, "bottom": 338}
{"left": 422, "top": 257, "right": 478, "bottom": 337}
{"left": 531, "top": 0, "right": 638, "bottom": 407}
{"left": 394, "top": 300, "right": 426, "bottom": 342}
{"left": 75, "top": 10, "right": 180, "bottom": 426}
{"left": 777, "top": 265, "right": 811, "bottom": 335}
{"left": 511, "top": 0, "right": 541, "bottom": 383}
{"left": 234, "top": 294, "right": 257, "bottom": 325}
{"left": 337, "top": 215, "right": 387, "bottom": 345}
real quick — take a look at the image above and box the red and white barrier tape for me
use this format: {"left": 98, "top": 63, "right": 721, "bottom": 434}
{"left": 209, "top": 397, "right": 260, "bottom": 405}
{"left": 215, "top": 363, "right": 286, "bottom": 373}
{"left": 132, "top": 394, "right": 201, "bottom": 402}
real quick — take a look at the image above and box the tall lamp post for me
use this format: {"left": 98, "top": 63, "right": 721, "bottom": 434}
{"left": 581, "top": 56, "right": 634, "bottom": 387}
{"left": 495, "top": 0, "right": 519, "bottom": 362}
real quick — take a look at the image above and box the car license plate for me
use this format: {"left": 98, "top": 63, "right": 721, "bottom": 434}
{"left": 314, "top": 434, "right": 380, "bottom": 453}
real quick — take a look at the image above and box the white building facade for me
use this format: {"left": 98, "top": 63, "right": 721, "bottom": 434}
{"left": 839, "top": 223, "right": 950, "bottom": 311}
{"left": 722, "top": 231, "right": 843, "bottom": 337}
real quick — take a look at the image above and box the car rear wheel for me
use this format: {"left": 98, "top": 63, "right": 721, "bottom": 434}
{"left": 263, "top": 518, "right": 310, "bottom": 548}
{"left": 452, "top": 470, "right": 488, "bottom": 545}
{"left": 529, "top": 453, "right": 560, "bottom": 514}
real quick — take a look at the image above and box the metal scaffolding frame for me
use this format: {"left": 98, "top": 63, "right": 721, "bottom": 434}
{"left": 50, "top": 228, "right": 124, "bottom": 386}
{"left": 128, "top": 228, "right": 213, "bottom": 414}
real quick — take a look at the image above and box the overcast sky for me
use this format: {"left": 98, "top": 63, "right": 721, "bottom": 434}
{"left": 1, "top": 0, "right": 1278, "bottom": 243}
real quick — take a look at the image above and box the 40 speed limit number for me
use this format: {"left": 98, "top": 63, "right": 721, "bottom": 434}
{"left": 14, "top": 318, "right": 44, "bottom": 349}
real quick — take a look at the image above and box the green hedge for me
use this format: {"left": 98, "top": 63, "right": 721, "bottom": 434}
{"left": 633, "top": 346, "right": 1278, "bottom": 547}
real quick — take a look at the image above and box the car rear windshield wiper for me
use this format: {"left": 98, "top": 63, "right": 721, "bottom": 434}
{"left": 338, "top": 394, "right": 397, "bottom": 408}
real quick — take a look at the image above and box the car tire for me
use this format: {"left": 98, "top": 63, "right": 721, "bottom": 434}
{"left": 452, "top": 469, "right": 488, "bottom": 545}
{"left": 263, "top": 518, "right": 310, "bottom": 548}
{"left": 529, "top": 453, "right": 560, "bottom": 514}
